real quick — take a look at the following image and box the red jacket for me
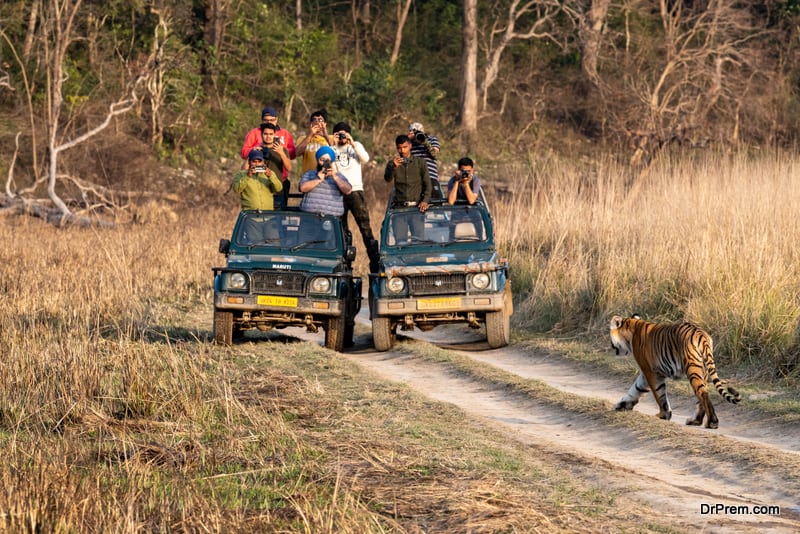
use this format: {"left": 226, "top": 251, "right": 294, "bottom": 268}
{"left": 240, "top": 127, "right": 296, "bottom": 179}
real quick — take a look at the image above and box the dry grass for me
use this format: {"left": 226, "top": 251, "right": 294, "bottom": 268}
{"left": 1, "top": 150, "right": 797, "bottom": 531}
{"left": 492, "top": 150, "right": 800, "bottom": 377}
{"left": 0, "top": 202, "right": 649, "bottom": 532}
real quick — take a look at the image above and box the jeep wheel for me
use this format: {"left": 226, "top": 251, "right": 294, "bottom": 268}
{"left": 213, "top": 310, "right": 234, "bottom": 346}
{"left": 325, "top": 315, "right": 346, "bottom": 352}
{"left": 486, "top": 309, "right": 510, "bottom": 348}
{"left": 372, "top": 317, "right": 395, "bottom": 352}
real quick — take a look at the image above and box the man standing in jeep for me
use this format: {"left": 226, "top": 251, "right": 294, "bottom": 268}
{"left": 332, "top": 121, "right": 380, "bottom": 273}
{"left": 384, "top": 135, "right": 431, "bottom": 242}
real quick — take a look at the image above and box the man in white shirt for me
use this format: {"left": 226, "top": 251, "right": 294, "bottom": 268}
{"left": 332, "top": 121, "right": 379, "bottom": 273}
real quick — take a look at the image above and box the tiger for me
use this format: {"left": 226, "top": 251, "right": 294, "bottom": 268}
{"left": 609, "top": 314, "right": 741, "bottom": 429}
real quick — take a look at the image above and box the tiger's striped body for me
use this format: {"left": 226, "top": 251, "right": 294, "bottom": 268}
{"left": 609, "top": 315, "right": 741, "bottom": 429}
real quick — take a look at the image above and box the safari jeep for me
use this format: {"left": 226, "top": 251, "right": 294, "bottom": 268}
{"left": 370, "top": 199, "right": 512, "bottom": 351}
{"left": 213, "top": 209, "right": 361, "bottom": 351}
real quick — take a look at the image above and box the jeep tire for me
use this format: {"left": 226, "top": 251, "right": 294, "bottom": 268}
{"left": 325, "top": 314, "right": 346, "bottom": 352}
{"left": 486, "top": 285, "right": 511, "bottom": 348}
{"left": 372, "top": 316, "right": 396, "bottom": 352}
{"left": 213, "top": 310, "right": 234, "bottom": 346}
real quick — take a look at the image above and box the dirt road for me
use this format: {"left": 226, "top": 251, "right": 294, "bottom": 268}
{"left": 296, "top": 313, "right": 799, "bottom": 534}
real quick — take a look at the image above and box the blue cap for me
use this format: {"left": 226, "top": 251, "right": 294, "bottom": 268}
{"left": 261, "top": 106, "right": 277, "bottom": 118}
{"left": 248, "top": 148, "right": 265, "bottom": 161}
{"left": 315, "top": 146, "right": 336, "bottom": 163}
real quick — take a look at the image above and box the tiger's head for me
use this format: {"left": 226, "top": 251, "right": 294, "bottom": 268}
{"left": 609, "top": 314, "right": 641, "bottom": 356}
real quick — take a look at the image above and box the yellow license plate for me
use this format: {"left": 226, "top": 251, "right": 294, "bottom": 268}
{"left": 417, "top": 297, "right": 461, "bottom": 310}
{"left": 257, "top": 295, "right": 298, "bottom": 307}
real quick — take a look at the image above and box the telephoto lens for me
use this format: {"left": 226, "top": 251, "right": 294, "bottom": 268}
{"left": 414, "top": 132, "right": 426, "bottom": 143}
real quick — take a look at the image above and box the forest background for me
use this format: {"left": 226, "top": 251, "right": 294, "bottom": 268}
{"left": 2, "top": 0, "right": 800, "bottom": 378}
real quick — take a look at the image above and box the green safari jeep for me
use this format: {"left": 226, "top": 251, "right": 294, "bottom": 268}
{"left": 369, "top": 200, "right": 512, "bottom": 351}
{"left": 213, "top": 209, "right": 361, "bottom": 351}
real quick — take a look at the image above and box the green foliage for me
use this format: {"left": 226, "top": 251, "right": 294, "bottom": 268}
{"left": 330, "top": 59, "right": 394, "bottom": 127}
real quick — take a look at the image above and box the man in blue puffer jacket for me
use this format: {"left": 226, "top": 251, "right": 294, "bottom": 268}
{"left": 299, "top": 146, "right": 352, "bottom": 216}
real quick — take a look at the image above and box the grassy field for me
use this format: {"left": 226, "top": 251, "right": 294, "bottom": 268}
{"left": 0, "top": 150, "right": 798, "bottom": 530}
{"left": 492, "top": 150, "right": 800, "bottom": 379}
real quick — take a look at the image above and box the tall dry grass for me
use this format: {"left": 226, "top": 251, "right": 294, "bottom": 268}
{"left": 0, "top": 207, "right": 389, "bottom": 532}
{"left": 492, "top": 150, "right": 800, "bottom": 376}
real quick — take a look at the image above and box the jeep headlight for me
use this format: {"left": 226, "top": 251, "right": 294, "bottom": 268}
{"left": 310, "top": 277, "right": 332, "bottom": 293}
{"left": 229, "top": 272, "right": 247, "bottom": 290}
{"left": 471, "top": 273, "right": 490, "bottom": 290}
{"left": 387, "top": 277, "right": 405, "bottom": 294}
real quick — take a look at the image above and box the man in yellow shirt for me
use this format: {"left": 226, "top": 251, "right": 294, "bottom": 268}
{"left": 294, "top": 109, "right": 332, "bottom": 173}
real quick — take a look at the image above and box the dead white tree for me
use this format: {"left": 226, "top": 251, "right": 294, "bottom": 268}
{"left": 479, "top": 0, "right": 563, "bottom": 111}
{"left": 2, "top": 0, "right": 154, "bottom": 226}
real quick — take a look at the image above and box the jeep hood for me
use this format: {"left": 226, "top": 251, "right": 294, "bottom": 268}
{"left": 381, "top": 249, "right": 504, "bottom": 276}
{"left": 226, "top": 253, "right": 342, "bottom": 273}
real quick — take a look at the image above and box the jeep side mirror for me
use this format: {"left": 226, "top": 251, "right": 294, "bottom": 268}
{"left": 345, "top": 245, "right": 356, "bottom": 263}
{"left": 219, "top": 239, "right": 230, "bottom": 255}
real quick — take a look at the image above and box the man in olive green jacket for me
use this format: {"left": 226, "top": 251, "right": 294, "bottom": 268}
{"left": 233, "top": 148, "right": 284, "bottom": 244}
{"left": 233, "top": 148, "right": 283, "bottom": 211}
{"left": 384, "top": 135, "right": 431, "bottom": 243}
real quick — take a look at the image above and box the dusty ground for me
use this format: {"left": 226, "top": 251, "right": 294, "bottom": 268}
{"left": 287, "top": 310, "right": 800, "bottom": 533}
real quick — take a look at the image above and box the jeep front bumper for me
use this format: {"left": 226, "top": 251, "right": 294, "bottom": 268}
{"left": 215, "top": 292, "right": 345, "bottom": 317}
{"left": 373, "top": 291, "right": 505, "bottom": 317}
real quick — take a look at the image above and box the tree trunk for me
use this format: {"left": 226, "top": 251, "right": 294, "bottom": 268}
{"left": 460, "top": 0, "right": 478, "bottom": 144}
{"left": 390, "top": 0, "right": 413, "bottom": 67}
{"left": 296, "top": 0, "right": 302, "bottom": 30}
{"left": 23, "top": 0, "right": 40, "bottom": 61}
{"left": 579, "top": 0, "right": 610, "bottom": 88}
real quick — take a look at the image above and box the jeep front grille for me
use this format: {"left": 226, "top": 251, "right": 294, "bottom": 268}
{"left": 408, "top": 273, "right": 467, "bottom": 296}
{"left": 251, "top": 272, "right": 307, "bottom": 296}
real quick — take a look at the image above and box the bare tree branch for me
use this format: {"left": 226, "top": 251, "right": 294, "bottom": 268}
{"left": 5, "top": 133, "right": 22, "bottom": 198}
{"left": 479, "top": 0, "right": 563, "bottom": 111}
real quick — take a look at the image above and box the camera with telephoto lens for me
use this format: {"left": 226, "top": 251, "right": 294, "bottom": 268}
{"left": 337, "top": 133, "right": 347, "bottom": 141}
{"left": 460, "top": 170, "right": 470, "bottom": 179}
{"left": 414, "top": 131, "right": 426, "bottom": 143}
{"left": 322, "top": 160, "right": 332, "bottom": 170}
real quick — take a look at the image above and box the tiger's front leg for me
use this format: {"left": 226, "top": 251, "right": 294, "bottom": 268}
{"left": 615, "top": 372, "right": 649, "bottom": 411}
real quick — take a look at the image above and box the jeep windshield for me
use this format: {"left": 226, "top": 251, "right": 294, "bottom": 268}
{"left": 383, "top": 205, "right": 488, "bottom": 249}
{"left": 233, "top": 211, "right": 342, "bottom": 252}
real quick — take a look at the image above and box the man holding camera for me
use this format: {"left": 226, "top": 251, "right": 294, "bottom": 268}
{"left": 295, "top": 109, "right": 333, "bottom": 174}
{"left": 299, "top": 146, "right": 352, "bottom": 216}
{"left": 332, "top": 122, "right": 380, "bottom": 273}
{"left": 447, "top": 157, "right": 481, "bottom": 205}
{"left": 384, "top": 135, "right": 431, "bottom": 243}
{"left": 241, "top": 106, "right": 295, "bottom": 171}
{"left": 260, "top": 122, "right": 293, "bottom": 209}
{"left": 408, "top": 121, "right": 441, "bottom": 194}
{"left": 232, "top": 148, "right": 284, "bottom": 211}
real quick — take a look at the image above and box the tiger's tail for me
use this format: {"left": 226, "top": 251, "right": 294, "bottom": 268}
{"left": 701, "top": 336, "right": 742, "bottom": 405}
